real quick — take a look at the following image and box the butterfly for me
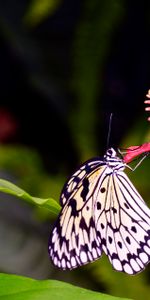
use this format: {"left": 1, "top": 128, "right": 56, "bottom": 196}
{"left": 48, "top": 147, "right": 150, "bottom": 274}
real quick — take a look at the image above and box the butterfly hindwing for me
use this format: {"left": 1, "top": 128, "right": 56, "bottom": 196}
{"left": 95, "top": 170, "right": 150, "bottom": 274}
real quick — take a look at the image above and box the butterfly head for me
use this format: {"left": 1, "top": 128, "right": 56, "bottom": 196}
{"left": 104, "top": 147, "right": 125, "bottom": 170}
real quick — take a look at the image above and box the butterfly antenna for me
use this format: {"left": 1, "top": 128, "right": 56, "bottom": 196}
{"left": 106, "top": 113, "right": 113, "bottom": 149}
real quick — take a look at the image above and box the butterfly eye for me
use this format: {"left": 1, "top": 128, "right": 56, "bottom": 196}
{"left": 106, "top": 148, "right": 114, "bottom": 157}
{"left": 106, "top": 148, "right": 117, "bottom": 158}
{"left": 108, "top": 149, "right": 112, "bottom": 155}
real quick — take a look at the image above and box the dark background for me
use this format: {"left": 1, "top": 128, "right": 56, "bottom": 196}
{"left": 0, "top": 1, "right": 150, "bottom": 299}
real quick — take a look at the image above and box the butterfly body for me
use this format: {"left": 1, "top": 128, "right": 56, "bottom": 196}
{"left": 49, "top": 148, "right": 150, "bottom": 274}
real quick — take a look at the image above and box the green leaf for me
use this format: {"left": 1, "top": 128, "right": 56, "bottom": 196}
{"left": 24, "top": 0, "right": 62, "bottom": 27}
{"left": 0, "top": 179, "right": 61, "bottom": 215}
{"left": 0, "top": 273, "right": 131, "bottom": 300}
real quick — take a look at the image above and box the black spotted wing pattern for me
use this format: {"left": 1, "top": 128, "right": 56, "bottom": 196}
{"left": 95, "top": 170, "right": 150, "bottom": 274}
{"left": 49, "top": 151, "right": 150, "bottom": 274}
{"left": 49, "top": 158, "right": 106, "bottom": 269}
{"left": 60, "top": 158, "right": 104, "bottom": 206}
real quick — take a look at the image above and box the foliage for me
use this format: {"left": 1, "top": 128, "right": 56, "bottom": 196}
{"left": 0, "top": 1, "right": 150, "bottom": 300}
{"left": 71, "top": 1, "right": 124, "bottom": 159}
{"left": 0, "top": 145, "right": 64, "bottom": 205}
{"left": 0, "top": 273, "right": 131, "bottom": 300}
{"left": 24, "top": 0, "right": 62, "bottom": 27}
{"left": 0, "top": 178, "right": 60, "bottom": 215}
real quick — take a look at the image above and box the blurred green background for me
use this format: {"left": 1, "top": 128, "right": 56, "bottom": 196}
{"left": 0, "top": 1, "right": 150, "bottom": 299}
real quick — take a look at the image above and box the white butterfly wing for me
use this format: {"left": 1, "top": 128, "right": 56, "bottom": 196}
{"left": 49, "top": 161, "right": 106, "bottom": 269}
{"left": 95, "top": 170, "right": 150, "bottom": 274}
{"left": 60, "top": 158, "right": 103, "bottom": 206}
{"left": 49, "top": 153, "right": 150, "bottom": 274}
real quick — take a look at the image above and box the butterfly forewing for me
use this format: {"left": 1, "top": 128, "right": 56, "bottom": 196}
{"left": 49, "top": 159, "right": 106, "bottom": 269}
{"left": 49, "top": 148, "right": 150, "bottom": 274}
{"left": 60, "top": 158, "right": 104, "bottom": 207}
